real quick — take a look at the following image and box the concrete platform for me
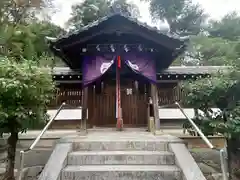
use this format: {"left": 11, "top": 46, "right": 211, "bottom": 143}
{"left": 0, "top": 129, "right": 224, "bottom": 150}
{"left": 2, "top": 129, "right": 186, "bottom": 140}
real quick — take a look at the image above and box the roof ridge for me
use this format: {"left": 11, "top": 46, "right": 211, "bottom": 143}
{"left": 54, "top": 13, "right": 185, "bottom": 44}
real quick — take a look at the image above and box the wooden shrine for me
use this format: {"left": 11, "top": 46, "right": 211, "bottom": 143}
{"left": 47, "top": 13, "right": 221, "bottom": 130}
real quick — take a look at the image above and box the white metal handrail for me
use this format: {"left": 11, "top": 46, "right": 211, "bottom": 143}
{"left": 159, "top": 102, "right": 228, "bottom": 180}
{"left": 17, "top": 102, "right": 66, "bottom": 180}
{"left": 174, "top": 102, "right": 214, "bottom": 149}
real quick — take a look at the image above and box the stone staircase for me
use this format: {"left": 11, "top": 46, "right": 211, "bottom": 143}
{"left": 38, "top": 132, "right": 206, "bottom": 180}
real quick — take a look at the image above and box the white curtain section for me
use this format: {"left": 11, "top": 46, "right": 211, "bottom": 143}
{"left": 100, "top": 60, "right": 114, "bottom": 74}
{"left": 126, "top": 60, "right": 140, "bottom": 73}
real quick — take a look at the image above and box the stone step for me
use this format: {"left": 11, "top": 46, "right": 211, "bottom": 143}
{"left": 61, "top": 165, "right": 182, "bottom": 180}
{"left": 73, "top": 140, "right": 168, "bottom": 151}
{"left": 68, "top": 151, "right": 175, "bottom": 165}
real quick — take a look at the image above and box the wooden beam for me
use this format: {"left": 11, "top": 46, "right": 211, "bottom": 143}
{"left": 151, "top": 84, "right": 160, "bottom": 130}
{"left": 55, "top": 80, "right": 82, "bottom": 84}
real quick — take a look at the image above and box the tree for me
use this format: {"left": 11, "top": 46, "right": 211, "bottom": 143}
{"left": 0, "top": 0, "right": 53, "bottom": 24}
{"left": 183, "top": 35, "right": 240, "bottom": 66}
{"left": 22, "top": 21, "right": 65, "bottom": 59}
{"left": 0, "top": 0, "right": 65, "bottom": 65}
{"left": 0, "top": 20, "right": 65, "bottom": 64}
{"left": 208, "top": 12, "right": 240, "bottom": 41}
{"left": 0, "top": 2, "right": 62, "bottom": 179}
{"left": 174, "top": 10, "right": 240, "bottom": 66}
{"left": 0, "top": 58, "right": 55, "bottom": 180}
{"left": 141, "top": 0, "right": 207, "bottom": 36}
{"left": 67, "top": 0, "right": 140, "bottom": 30}
{"left": 183, "top": 69, "right": 240, "bottom": 179}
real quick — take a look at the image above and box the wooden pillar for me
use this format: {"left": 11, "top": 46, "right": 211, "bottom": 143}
{"left": 116, "top": 56, "right": 123, "bottom": 130}
{"left": 148, "top": 97, "right": 155, "bottom": 133}
{"left": 151, "top": 84, "right": 160, "bottom": 130}
{"left": 147, "top": 103, "right": 150, "bottom": 131}
{"left": 81, "top": 87, "right": 88, "bottom": 133}
{"left": 145, "top": 84, "right": 151, "bottom": 132}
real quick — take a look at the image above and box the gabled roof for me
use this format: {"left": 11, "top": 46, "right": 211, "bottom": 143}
{"left": 48, "top": 13, "right": 187, "bottom": 70}
{"left": 50, "top": 13, "right": 187, "bottom": 49}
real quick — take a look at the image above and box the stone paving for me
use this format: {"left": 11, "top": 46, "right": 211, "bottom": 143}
{"left": 2, "top": 128, "right": 186, "bottom": 140}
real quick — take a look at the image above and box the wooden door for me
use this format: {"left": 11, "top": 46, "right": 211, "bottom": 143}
{"left": 88, "top": 81, "right": 116, "bottom": 127}
{"left": 121, "top": 80, "right": 148, "bottom": 127}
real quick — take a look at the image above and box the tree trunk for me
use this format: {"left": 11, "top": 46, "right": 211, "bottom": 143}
{"left": 227, "top": 138, "right": 240, "bottom": 180}
{"left": 3, "top": 132, "right": 18, "bottom": 180}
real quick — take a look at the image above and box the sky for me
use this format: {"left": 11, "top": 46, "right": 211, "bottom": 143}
{"left": 51, "top": 0, "right": 240, "bottom": 28}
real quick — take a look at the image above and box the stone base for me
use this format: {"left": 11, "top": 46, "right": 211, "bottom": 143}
{"left": 148, "top": 117, "right": 155, "bottom": 133}
{"left": 37, "top": 131, "right": 206, "bottom": 180}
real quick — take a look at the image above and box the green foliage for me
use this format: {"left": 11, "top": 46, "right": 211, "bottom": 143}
{"left": 0, "top": 58, "right": 55, "bottom": 135}
{"left": 0, "top": 20, "right": 65, "bottom": 65}
{"left": 183, "top": 116, "right": 216, "bottom": 136}
{"left": 0, "top": 2, "right": 60, "bottom": 179}
{"left": 183, "top": 35, "right": 240, "bottom": 66}
{"left": 141, "top": 0, "right": 207, "bottom": 36}
{"left": 26, "top": 21, "right": 65, "bottom": 58}
{"left": 67, "top": 0, "right": 140, "bottom": 30}
{"left": 184, "top": 70, "right": 234, "bottom": 109}
{"left": 208, "top": 12, "right": 240, "bottom": 41}
{"left": 0, "top": 0, "right": 65, "bottom": 66}
{"left": 67, "top": 0, "right": 110, "bottom": 29}
{"left": 183, "top": 69, "right": 240, "bottom": 138}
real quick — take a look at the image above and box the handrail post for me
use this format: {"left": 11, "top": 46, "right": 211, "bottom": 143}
{"left": 220, "top": 149, "right": 228, "bottom": 180}
{"left": 18, "top": 151, "right": 25, "bottom": 180}
{"left": 17, "top": 102, "right": 65, "bottom": 180}
{"left": 159, "top": 102, "right": 228, "bottom": 180}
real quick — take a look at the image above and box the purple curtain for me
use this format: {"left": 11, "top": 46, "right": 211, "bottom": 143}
{"left": 82, "top": 55, "right": 115, "bottom": 86}
{"left": 124, "top": 53, "right": 157, "bottom": 83}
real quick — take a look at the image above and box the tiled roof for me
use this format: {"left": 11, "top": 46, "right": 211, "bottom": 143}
{"left": 51, "top": 13, "right": 186, "bottom": 44}
{"left": 160, "top": 66, "right": 228, "bottom": 75}
{"left": 52, "top": 66, "right": 228, "bottom": 76}
{"left": 48, "top": 14, "right": 187, "bottom": 70}
{"left": 52, "top": 67, "right": 80, "bottom": 75}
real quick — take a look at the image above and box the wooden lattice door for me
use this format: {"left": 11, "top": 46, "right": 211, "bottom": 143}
{"left": 121, "top": 80, "right": 148, "bottom": 127}
{"left": 89, "top": 80, "right": 116, "bottom": 127}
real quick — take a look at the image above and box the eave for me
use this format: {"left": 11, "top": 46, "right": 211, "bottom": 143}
{"left": 51, "top": 66, "right": 227, "bottom": 83}
{"left": 47, "top": 14, "right": 187, "bottom": 70}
